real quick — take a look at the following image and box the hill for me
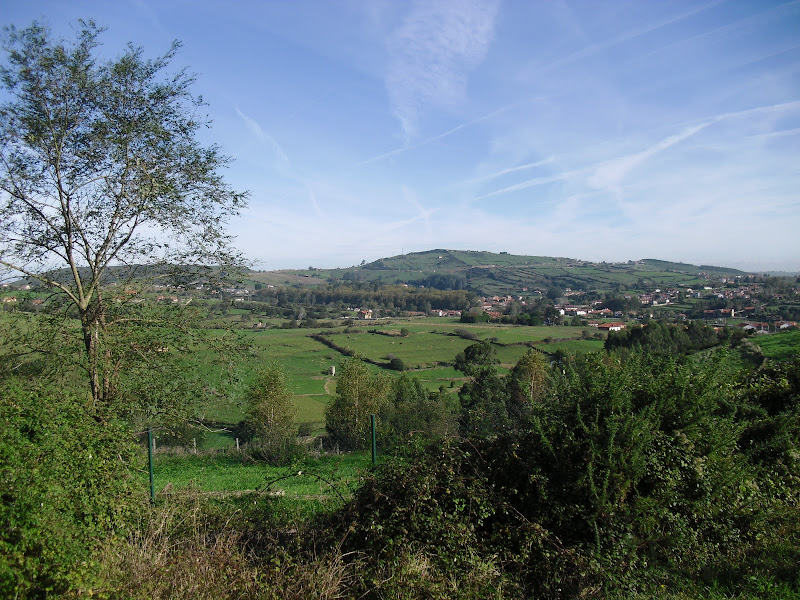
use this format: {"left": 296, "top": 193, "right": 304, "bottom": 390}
{"left": 253, "top": 249, "right": 751, "bottom": 297}
{"left": 14, "top": 250, "right": 754, "bottom": 298}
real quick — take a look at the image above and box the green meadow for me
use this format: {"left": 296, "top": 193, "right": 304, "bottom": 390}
{"left": 752, "top": 328, "right": 800, "bottom": 360}
{"left": 184, "top": 318, "right": 606, "bottom": 446}
{"left": 151, "top": 450, "right": 371, "bottom": 495}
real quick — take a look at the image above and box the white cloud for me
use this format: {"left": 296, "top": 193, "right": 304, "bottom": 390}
{"left": 474, "top": 168, "right": 583, "bottom": 201}
{"left": 358, "top": 100, "right": 515, "bottom": 166}
{"left": 385, "top": 0, "right": 500, "bottom": 141}
{"left": 464, "top": 156, "right": 556, "bottom": 186}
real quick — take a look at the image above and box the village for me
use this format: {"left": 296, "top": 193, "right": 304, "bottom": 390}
{"left": 3, "top": 270, "right": 798, "bottom": 335}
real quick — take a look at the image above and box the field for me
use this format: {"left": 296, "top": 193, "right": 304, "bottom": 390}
{"left": 752, "top": 328, "right": 800, "bottom": 360}
{"left": 149, "top": 450, "right": 373, "bottom": 514}
{"left": 192, "top": 319, "right": 604, "bottom": 445}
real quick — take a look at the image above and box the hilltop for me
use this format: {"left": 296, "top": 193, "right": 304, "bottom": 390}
{"left": 8, "top": 249, "right": 759, "bottom": 299}
{"left": 250, "top": 249, "right": 751, "bottom": 297}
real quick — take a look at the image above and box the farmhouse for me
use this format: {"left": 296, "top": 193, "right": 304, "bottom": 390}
{"left": 597, "top": 322, "right": 626, "bottom": 332}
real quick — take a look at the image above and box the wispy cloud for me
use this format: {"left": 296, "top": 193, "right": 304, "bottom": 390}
{"left": 235, "top": 106, "right": 291, "bottom": 170}
{"left": 358, "top": 100, "right": 516, "bottom": 166}
{"left": 747, "top": 127, "right": 800, "bottom": 141}
{"left": 476, "top": 97, "right": 800, "bottom": 202}
{"left": 524, "top": 0, "right": 727, "bottom": 80}
{"left": 587, "top": 122, "right": 711, "bottom": 191}
{"left": 402, "top": 186, "right": 436, "bottom": 237}
{"left": 464, "top": 156, "right": 556, "bottom": 186}
{"left": 710, "top": 99, "right": 800, "bottom": 124}
{"left": 385, "top": 0, "right": 500, "bottom": 141}
{"left": 130, "top": 0, "right": 171, "bottom": 39}
{"left": 306, "top": 183, "right": 322, "bottom": 217}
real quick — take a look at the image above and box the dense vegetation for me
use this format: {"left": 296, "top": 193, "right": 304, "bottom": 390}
{"left": 2, "top": 19, "right": 799, "bottom": 600}
{"left": 330, "top": 352, "right": 799, "bottom": 598}
{"left": 3, "top": 318, "right": 799, "bottom": 598}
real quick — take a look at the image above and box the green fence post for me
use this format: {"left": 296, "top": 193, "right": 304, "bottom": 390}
{"left": 147, "top": 427, "right": 155, "bottom": 505}
{"left": 371, "top": 414, "right": 377, "bottom": 466}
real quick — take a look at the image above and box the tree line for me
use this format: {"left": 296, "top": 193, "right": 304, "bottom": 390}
{"left": 253, "top": 283, "right": 477, "bottom": 312}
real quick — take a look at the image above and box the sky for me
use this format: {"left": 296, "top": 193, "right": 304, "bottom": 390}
{"left": 3, "top": 0, "right": 799, "bottom": 272}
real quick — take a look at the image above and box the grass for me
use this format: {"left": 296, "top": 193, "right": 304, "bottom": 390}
{"left": 332, "top": 329, "right": 475, "bottom": 368}
{"left": 181, "top": 318, "right": 609, "bottom": 447}
{"left": 150, "top": 450, "right": 373, "bottom": 511}
{"left": 752, "top": 328, "right": 800, "bottom": 361}
{"left": 294, "top": 395, "right": 328, "bottom": 428}
{"left": 411, "top": 366, "right": 467, "bottom": 392}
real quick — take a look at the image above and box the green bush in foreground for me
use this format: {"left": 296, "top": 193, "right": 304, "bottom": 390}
{"left": 0, "top": 381, "right": 141, "bottom": 598}
{"left": 330, "top": 354, "right": 800, "bottom": 598}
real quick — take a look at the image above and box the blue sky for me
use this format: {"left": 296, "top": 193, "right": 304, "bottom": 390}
{"left": 4, "top": 1, "right": 799, "bottom": 272}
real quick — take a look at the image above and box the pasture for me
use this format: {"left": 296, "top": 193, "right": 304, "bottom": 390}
{"left": 234, "top": 320, "right": 602, "bottom": 430}
{"left": 148, "top": 449, "right": 373, "bottom": 516}
{"left": 187, "top": 318, "right": 605, "bottom": 448}
{"left": 752, "top": 328, "right": 800, "bottom": 360}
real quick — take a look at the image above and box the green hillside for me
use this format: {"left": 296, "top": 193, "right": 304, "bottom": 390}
{"left": 260, "top": 249, "right": 751, "bottom": 296}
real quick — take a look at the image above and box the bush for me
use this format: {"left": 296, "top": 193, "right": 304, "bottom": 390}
{"left": 453, "top": 327, "right": 479, "bottom": 340}
{"left": 325, "top": 358, "right": 391, "bottom": 451}
{"left": 0, "top": 381, "right": 141, "bottom": 598}
{"left": 326, "top": 353, "right": 800, "bottom": 598}
{"left": 334, "top": 441, "right": 515, "bottom": 598}
{"left": 297, "top": 422, "right": 315, "bottom": 437}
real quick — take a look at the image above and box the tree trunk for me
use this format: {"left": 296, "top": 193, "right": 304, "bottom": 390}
{"left": 80, "top": 299, "right": 107, "bottom": 409}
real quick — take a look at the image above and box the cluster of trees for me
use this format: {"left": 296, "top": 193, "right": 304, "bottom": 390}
{"left": 322, "top": 344, "right": 550, "bottom": 453}
{"left": 461, "top": 298, "right": 559, "bottom": 325}
{"left": 253, "top": 283, "right": 477, "bottom": 313}
{"left": 408, "top": 273, "right": 470, "bottom": 290}
{"left": 324, "top": 358, "right": 458, "bottom": 451}
{"left": 604, "top": 320, "right": 731, "bottom": 355}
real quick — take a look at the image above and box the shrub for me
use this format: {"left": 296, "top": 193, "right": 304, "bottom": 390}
{"left": 453, "top": 327, "right": 479, "bottom": 340}
{"left": 0, "top": 380, "right": 141, "bottom": 598}
{"left": 389, "top": 357, "right": 407, "bottom": 371}
{"left": 326, "top": 353, "right": 800, "bottom": 598}
{"left": 325, "top": 358, "right": 391, "bottom": 450}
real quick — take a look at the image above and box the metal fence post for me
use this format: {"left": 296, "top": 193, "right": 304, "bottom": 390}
{"left": 371, "top": 414, "right": 377, "bottom": 466}
{"left": 147, "top": 427, "right": 155, "bottom": 505}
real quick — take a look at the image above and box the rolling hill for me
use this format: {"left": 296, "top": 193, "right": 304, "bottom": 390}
{"left": 251, "top": 249, "right": 751, "bottom": 297}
